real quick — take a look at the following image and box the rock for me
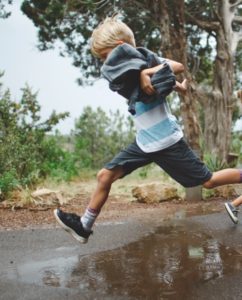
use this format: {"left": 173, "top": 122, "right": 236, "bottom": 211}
{"left": 31, "top": 188, "right": 64, "bottom": 206}
{"left": 213, "top": 185, "right": 238, "bottom": 199}
{"left": 132, "top": 182, "right": 179, "bottom": 204}
{"left": 0, "top": 200, "right": 12, "bottom": 209}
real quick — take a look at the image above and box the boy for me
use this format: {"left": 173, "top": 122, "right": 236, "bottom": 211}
{"left": 54, "top": 16, "right": 242, "bottom": 243}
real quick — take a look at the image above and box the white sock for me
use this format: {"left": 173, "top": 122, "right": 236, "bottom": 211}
{"left": 81, "top": 208, "right": 99, "bottom": 231}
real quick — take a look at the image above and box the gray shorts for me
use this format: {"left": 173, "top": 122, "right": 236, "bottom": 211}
{"left": 104, "top": 138, "right": 212, "bottom": 187}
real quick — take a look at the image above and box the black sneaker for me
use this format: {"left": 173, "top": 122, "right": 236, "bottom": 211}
{"left": 54, "top": 209, "right": 92, "bottom": 243}
{"left": 224, "top": 202, "right": 239, "bottom": 224}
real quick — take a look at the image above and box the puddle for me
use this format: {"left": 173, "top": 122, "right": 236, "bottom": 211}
{"left": 6, "top": 223, "right": 242, "bottom": 299}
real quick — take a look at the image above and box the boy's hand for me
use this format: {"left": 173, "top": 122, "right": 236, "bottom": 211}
{"left": 140, "top": 69, "right": 155, "bottom": 95}
{"left": 174, "top": 79, "right": 188, "bottom": 95}
{"left": 181, "top": 79, "right": 188, "bottom": 91}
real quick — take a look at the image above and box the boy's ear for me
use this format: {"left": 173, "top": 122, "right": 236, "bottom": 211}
{"left": 116, "top": 40, "right": 124, "bottom": 45}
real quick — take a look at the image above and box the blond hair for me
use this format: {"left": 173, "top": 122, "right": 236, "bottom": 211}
{"left": 90, "top": 15, "right": 136, "bottom": 58}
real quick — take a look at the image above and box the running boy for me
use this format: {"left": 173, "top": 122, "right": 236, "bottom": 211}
{"left": 54, "top": 16, "right": 242, "bottom": 242}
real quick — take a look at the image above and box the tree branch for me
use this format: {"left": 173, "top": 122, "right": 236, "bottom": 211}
{"left": 233, "top": 15, "right": 242, "bottom": 25}
{"left": 231, "top": 31, "right": 242, "bottom": 54}
{"left": 230, "top": 0, "right": 242, "bottom": 9}
{"left": 185, "top": 11, "right": 220, "bottom": 32}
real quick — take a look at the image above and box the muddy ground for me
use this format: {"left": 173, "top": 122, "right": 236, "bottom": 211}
{"left": 0, "top": 191, "right": 226, "bottom": 230}
{"left": 2, "top": 167, "right": 241, "bottom": 231}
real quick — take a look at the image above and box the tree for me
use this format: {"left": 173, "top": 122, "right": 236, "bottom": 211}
{"left": 0, "top": 0, "right": 12, "bottom": 19}
{"left": 20, "top": 0, "right": 201, "bottom": 151}
{"left": 74, "top": 106, "right": 110, "bottom": 168}
{"left": 148, "top": 0, "right": 201, "bottom": 151}
{"left": 74, "top": 106, "right": 135, "bottom": 169}
{"left": 0, "top": 76, "right": 69, "bottom": 198}
{"left": 21, "top": 0, "right": 242, "bottom": 161}
{"left": 186, "top": 0, "right": 242, "bottom": 161}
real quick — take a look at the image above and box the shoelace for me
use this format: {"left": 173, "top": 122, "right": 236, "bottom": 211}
{"left": 64, "top": 212, "right": 80, "bottom": 223}
{"left": 69, "top": 212, "right": 80, "bottom": 220}
{"left": 234, "top": 210, "right": 239, "bottom": 216}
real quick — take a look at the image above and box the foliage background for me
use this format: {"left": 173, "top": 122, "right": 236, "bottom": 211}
{"left": 0, "top": 0, "right": 241, "bottom": 200}
{"left": 0, "top": 75, "right": 135, "bottom": 199}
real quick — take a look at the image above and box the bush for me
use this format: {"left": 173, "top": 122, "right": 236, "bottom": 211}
{"left": 0, "top": 169, "right": 19, "bottom": 199}
{"left": 41, "top": 135, "right": 79, "bottom": 181}
{"left": 0, "top": 78, "right": 69, "bottom": 199}
{"left": 203, "top": 153, "right": 228, "bottom": 172}
{"left": 74, "top": 106, "right": 135, "bottom": 169}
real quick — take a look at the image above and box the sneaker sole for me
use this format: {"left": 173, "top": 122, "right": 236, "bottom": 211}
{"left": 224, "top": 203, "right": 238, "bottom": 224}
{"left": 53, "top": 209, "right": 88, "bottom": 244}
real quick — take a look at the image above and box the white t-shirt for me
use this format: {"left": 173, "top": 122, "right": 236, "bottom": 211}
{"left": 134, "top": 89, "right": 183, "bottom": 153}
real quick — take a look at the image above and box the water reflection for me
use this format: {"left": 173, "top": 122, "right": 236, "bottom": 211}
{"left": 68, "top": 224, "right": 242, "bottom": 299}
{"left": 11, "top": 224, "right": 242, "bottom": 299}
{"left": 199, "top": 239, "right": 223, "bottom": 281}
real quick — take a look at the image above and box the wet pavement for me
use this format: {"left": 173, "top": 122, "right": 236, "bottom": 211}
{"left": 1, "top": 208, "right": 242, "bottom": 299}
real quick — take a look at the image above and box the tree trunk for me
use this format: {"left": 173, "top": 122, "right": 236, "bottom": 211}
{"left": 203, "top": 2, "right": 234, "bottom": 162}
{"left": 153, "top": 0, "right": 201, "bottom": 151}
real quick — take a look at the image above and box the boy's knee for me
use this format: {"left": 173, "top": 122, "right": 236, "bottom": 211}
{"left": 97, "top": 169, "right": 110, "bottom": 184}
{"left": 97, "top": 166, "right": 124, "bottom": 186}
{"left": 96, "top": 168, "right": 116, "bottom": 185}
{"left": 202, "top": 178, "right": 215, "bottom": 189}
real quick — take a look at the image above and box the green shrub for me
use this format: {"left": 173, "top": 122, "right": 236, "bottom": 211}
{"left": 203, "top": 153, "right": 228, "bottom": 171}
{"left": 41, "top": 136, "right": 79, "bottom": 181}
{"left": 74, "top": 106, "right": 135, "bottom": 169}
{"left": 0, "top": 78, "right": 69, "bottom": 199}
{"left": 0, "top": 169, "right": 19, "bottom": 199}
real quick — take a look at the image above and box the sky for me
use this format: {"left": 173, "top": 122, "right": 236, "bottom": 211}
{"left": 0, "top": 1, "right": 128, "bottom": 134}
{"left": 1, "top": 1, "right": 241, "bottom": 134}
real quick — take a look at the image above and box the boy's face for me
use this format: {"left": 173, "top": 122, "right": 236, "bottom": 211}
{"left": 99, "top": 48, "right": 114, "bottom": 61}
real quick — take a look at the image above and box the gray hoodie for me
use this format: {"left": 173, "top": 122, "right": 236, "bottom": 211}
{"left": 101, "top": 43, "right": 176, "bottom": 115}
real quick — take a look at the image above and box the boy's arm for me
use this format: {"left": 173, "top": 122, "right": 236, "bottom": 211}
{"left": 165, "top": 59, "right": 184, "bottom": 74}
{"left": 140, "top": 59, "right": 185, "bottom": 95}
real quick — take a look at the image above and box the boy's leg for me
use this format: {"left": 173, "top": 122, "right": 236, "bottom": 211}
{"left": 54, "top": 166, "right": 125, "bottom": 243}
{"left": 54, "top": 140, "right": 151, "bottom": 243}
{"left": 231, "top": 195, "right": 242, "bottom": 207}
{"left": 202, "top": 168, "right": 242, "bottom": 189}
{"left": 150, "top": 139, "right": 242, "bottom": 223}
{"left": 81, "top": 167, "right": 125, "bottom": 231}
{"left": 202, "top": 169, "right": 242, "bottom": 224}
{"left": 224, "top": 196, "right": 242, "bottom": 224}
{"left": 150, "top": 138, "right": 242, "bottom": 190}
{"left": 88, "top": 167, "right": 125, "bottom": 211}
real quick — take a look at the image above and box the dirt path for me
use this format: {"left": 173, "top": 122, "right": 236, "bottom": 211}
{"left": 1, "top": 173, "right": 235, "bottom": 230}
{"left": 0, "top": 192, "right": 225, "bottom": 230}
